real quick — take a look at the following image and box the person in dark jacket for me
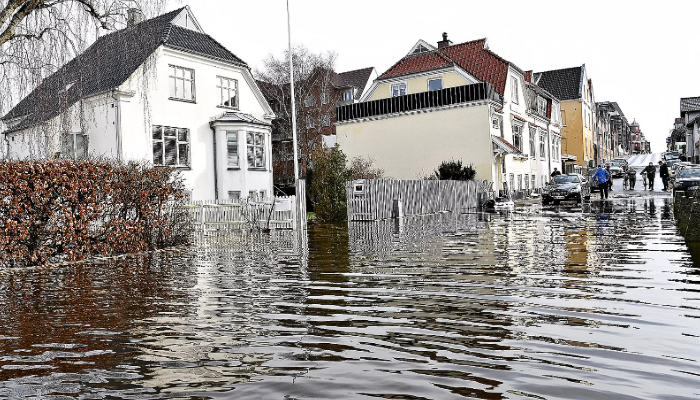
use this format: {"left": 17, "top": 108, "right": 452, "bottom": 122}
{"left": 641, "top": 162, "right": 656, "bottom": 190}
{"left": 551, "top": 168, "right": 561, "bottom": 177}
{"left": 659, "top": 161, "right": 670, "bottom": 191}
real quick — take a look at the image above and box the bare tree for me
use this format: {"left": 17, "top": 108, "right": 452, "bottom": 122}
{"left": 0, "top": 0, "right": 168, "bottom": 155}
{"left": 255, "top": 45, "right": 337, "bottom": 184}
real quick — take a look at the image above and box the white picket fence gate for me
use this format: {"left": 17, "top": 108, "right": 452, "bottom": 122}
{"left": 346, "top": 179, "right": 490, "bottom": 221}
{"left": 186, "top": 179, "right": 307, "bottom": 232}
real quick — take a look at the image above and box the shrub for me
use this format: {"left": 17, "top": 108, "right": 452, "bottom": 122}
{"left": 349, "top": 156, "right": 386, "bottom": 180}
{"left": 0, "top": 159, "right": 191, "bottom": 268}
{"left": 309, "top": 146, "right": 352, "bottom": 221}
{"left": 434, "top": 160, "right": 476, "bottom": 180}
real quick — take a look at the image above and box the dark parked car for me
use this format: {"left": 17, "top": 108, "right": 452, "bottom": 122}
{"left": 605, "top": 161, "right": 625, "bottom": 178}
{"left": 673, "top": 166, "right": 700, "bottom": 197}
{"left": 542, "top": 174, "right": 591, "bottom": 205}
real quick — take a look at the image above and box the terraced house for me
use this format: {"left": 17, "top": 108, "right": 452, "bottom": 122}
{"left": 0, "top": 7, "right": 275, "bottom": 201}
{"left": 336, "top": 34, "right": 562, "bottom": 196}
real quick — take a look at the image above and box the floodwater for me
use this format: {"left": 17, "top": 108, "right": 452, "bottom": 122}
{"left": 0, "top": 196, "right": 699, "bottom": 399}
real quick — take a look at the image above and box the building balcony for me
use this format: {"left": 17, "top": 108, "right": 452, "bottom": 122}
{"left": 336, "top": 83, "right": 499, "bottom": 123}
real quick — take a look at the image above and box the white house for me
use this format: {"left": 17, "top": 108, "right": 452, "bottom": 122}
{"left": 0, "top": 7, "right": 274, "bottom": 201}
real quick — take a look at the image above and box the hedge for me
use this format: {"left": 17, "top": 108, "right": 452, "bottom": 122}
{"left": 0, "top": 160, "right": 192, "bottom": 268}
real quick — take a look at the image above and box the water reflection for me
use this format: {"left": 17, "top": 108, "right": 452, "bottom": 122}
{"left": 0, "top": 197, "right": 698, "bottom": 399}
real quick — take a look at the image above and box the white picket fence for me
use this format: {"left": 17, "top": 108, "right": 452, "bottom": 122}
{"left": 346, "top": 179, "right": 491, "bottom": 221}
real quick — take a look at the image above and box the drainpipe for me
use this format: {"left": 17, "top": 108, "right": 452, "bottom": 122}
{"left": 211, "top": 126, "right": 219, "bottom": 200}
{"left": 110, "top": 90, "right": 123, "bottom": 162}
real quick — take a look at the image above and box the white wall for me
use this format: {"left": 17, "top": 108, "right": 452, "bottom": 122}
{"left": 337, "top": 104, "right": 494, "bottom": 181}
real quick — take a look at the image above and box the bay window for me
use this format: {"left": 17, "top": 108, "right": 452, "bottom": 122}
{"left": 226, "top": 131, "right": 239, "bottom": 168}
{"left": 246, "top": 132, "right": 265, "bottom": 169}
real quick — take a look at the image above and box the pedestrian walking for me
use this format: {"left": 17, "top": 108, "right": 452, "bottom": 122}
{"left": 626, "top": 167, "right": 637, "bottom": 189}
{"left": 551, "top": 168, "right": 561, "bottom": 177}
{"left": 659, "top": 161, "right": 670, "bottom": 191}
{"left": 593, "top": 165, "right": 610, "bottom": 199}
{"left": 605, "top": 165, "right": 613, "bottom": 191}
{"left": 641, "top": 162, "right": 656, "bottom": 190}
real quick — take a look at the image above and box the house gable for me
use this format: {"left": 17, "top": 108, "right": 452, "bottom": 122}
{"left": 171, "top": 6, "right": 204, "bottom": 32}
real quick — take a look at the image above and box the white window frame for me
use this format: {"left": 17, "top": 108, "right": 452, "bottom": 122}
{"left": 512, "top": 123, "right": 523, "bottom": 152}
{"left": 152, "top": 125, "right": 190, "bottom": 168}
{"left": 228, "top": 191, "right": 241, "bottom": 202}
{"left": 342, "top": 89, "right": 353, "bottom": 102}
{"left": 537, "top": 97, "right": 547, "bottom": 116}
{"left": 217, "top": 76, "right": 238, "bottom": 109}
{"left": 226, "top": 131, "right": 239, "bottom": 168}
{"left": 61, "top": 132, "right": 87, "bottom": 160}
{"left": 529, "top": 126, "right": 536, "bottom": 158}
{"left": 321, "top": 92, "right": 329, "bottom": 105}
{"left": 539, "top": 130, "right": 546, "bottom": 159}
{"left": 322, "top": 114, "right": 331, "bottom": 127}
{"left": 306, "top": 114, "right": 315, "bottom": 128}
{"left": 304, "top": 95, "right": 314, "bottom": 107}
{"left": 428, "top": 77, "right": 443, "bottom": 91}
{"left": 246, "top": 132, "right": 266, "bottom": 169}
{"left": 391, "top": 82, "right": 407, "bottom": 97}
{"left": 511, "top": 77, "right": 519, "bottom": 104}
{"left": 169, "top": 65, "right": 195, "bottom": 102}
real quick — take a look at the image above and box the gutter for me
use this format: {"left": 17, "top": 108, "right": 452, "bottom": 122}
{"left": 211, "top": 126, "right": 219, "bottom": 200}
{"left": 110, "top": 90, "right": 123, "bottom": 162}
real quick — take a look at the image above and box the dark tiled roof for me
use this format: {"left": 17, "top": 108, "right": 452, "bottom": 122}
{"left": 533, "top": 66, "right": 582, "bottom": 101}
{"left": 336, "top": 67, "right": 374, "bottom": 99}
{"left": 681, "top": 97, "right": 700, "bottom": 113}
{"left": 3, "top": 8, "right": 247, "bottom": 131}
{"left": 378, "top": 39, "right": 513, "bottom": 96}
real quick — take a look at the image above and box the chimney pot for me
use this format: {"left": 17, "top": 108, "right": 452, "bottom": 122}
{"left": 437, "top": 32, "right": 453, "bottom": 49}
{"left": 127, "top": 8, "right": 145, "bottom": 27}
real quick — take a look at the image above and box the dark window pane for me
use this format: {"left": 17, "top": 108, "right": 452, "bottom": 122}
{"left": 255, "top": 147, "right": 264, "bottom": 168}
{"left": 165, "top": 137, "right": 177, "bottom": 165}
{"left": 165, "top": 127, "right": 176, "bottom": 138}
{"left": 247, "top": 145, "right": 254, "bottom": 167}
{"left": 178, "top": 128, "right": 188, "bottom": 142}
{"left": 153, "top": 142, "right": 163, "bottom": 165}
{"left": 152, "top": 126, "right": 162, "bottom": 140}
{"left": 178, "top": 144, "right": 189, "bottom": 166}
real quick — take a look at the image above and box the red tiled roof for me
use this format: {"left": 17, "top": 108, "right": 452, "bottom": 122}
{"left": 379, "top": 51, "right": 453, "bottom": 80}
{"left": 492, "top": 135, "right": 521, "bottom": 154}
{"left": 512, "top": 114, "right": 528, "bottom": 123}
{"left": 378, "top": 38, "right": 512, "bottom": 95}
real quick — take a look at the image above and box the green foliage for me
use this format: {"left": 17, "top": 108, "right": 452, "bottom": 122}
{"left": 434, "top": 160, "right": 476, "bottom": 181}
{"left": 309, "top": 146, "right": 352, "bottom": 221}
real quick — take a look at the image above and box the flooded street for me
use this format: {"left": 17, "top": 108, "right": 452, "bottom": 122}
{"left": 0, "top": 193, "right": 699, "bottom": 399}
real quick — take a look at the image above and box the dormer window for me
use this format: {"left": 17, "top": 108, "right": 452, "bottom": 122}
{"left": 537, "top": 97, "right": 547, "bottom": 116}
{"left": 428, "top": 78, "right": 442, "bottom": 91}
{"left": 391, "top": 83, "right": 406, "bottom": 97}
{"left": 341, "top": 90, "right": 353, "bottom": 102}
{"left": 413, "top": 44, "right": 430, "bottom": 54}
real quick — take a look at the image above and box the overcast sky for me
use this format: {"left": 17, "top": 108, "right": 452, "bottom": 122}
{"left": 184, "top": 0, "right": 700, "bottom": 152}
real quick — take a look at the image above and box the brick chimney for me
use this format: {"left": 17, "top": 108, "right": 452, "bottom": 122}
{"left": 127, "top": 8, "right": 145, "bottom": 27}
{"left": 437, "top": 32, "right": 453, "bottom": 49}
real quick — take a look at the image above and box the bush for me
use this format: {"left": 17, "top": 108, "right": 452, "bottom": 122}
{"left": 349, "top": 156, "right": 386, "bottom": 180}
{"left": 434, "top": 160, "right": 476, "bottom": 180}
{"left": 0, "top": 159, "right": 191, "bottom": 267}
{"left": 309, "top": 146, "right": 352, "bottom": 221}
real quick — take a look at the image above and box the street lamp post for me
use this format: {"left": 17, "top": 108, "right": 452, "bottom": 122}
{"left": 287, "top": 0, "right": 301, "bottom": 231}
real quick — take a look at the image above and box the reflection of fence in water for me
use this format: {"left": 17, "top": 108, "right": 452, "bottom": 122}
{"left": 348, "top": 213, "right": 483, "bottom": 253}
{"left": 192, "top": 229, "right": 308, "bottom": 257}
{"left": 346, "top": 179, "right": 489, "bottom": 221}
{"left": 186, "top": 197, "right": 297, "bottom": 232}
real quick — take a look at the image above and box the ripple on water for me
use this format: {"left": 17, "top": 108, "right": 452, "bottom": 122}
{"left": 0, "top": 197, "right": 698, "bottom": 399}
